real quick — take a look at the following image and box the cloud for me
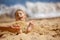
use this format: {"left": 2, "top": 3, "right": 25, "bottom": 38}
{"left": 26, "top": 2, "right": 60, "bottom": 19}
{"left": 0, "top": 2, "right": 60, "bottom": 19}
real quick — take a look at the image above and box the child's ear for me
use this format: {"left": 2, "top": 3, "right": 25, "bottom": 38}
{"left": 24, "top": 12, "right": 29, "bottom": 17}
{"left": 26, "top": 14, "right": 29, "bottom": 18}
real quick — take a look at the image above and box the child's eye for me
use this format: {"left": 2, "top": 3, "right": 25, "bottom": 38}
{"left": 19, "top": 13, "right": 22, "bottom": 16}
{"left": 20, "top": 13, "right": 22, "bottom": 15}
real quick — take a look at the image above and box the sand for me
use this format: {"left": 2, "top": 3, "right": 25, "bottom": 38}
{"left": 0, "top": 17, "right": 60, "bottom": 40}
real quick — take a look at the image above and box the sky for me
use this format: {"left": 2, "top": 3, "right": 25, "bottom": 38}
{"left": 0, "top": 0, "right": 60, "bottom": 6}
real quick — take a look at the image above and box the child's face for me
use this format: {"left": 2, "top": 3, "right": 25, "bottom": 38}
{"left": 17, "top": 11, "right": 25, "bottom": 17}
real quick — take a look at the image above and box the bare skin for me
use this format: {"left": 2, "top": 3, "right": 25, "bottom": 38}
{"left": 26, "top": 20, "right": 34, "bottom": 33}
{"left": 0, "top": 24, "right": 20, "bottom": 33}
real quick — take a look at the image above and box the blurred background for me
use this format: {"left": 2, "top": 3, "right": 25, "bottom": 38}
{"left": 0, "top": 0, "right": 60, "bottom": 22}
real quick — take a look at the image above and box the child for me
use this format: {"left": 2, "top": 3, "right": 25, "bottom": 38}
{"left": 15, "top": 9, "right": 34, "bottom": 33}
